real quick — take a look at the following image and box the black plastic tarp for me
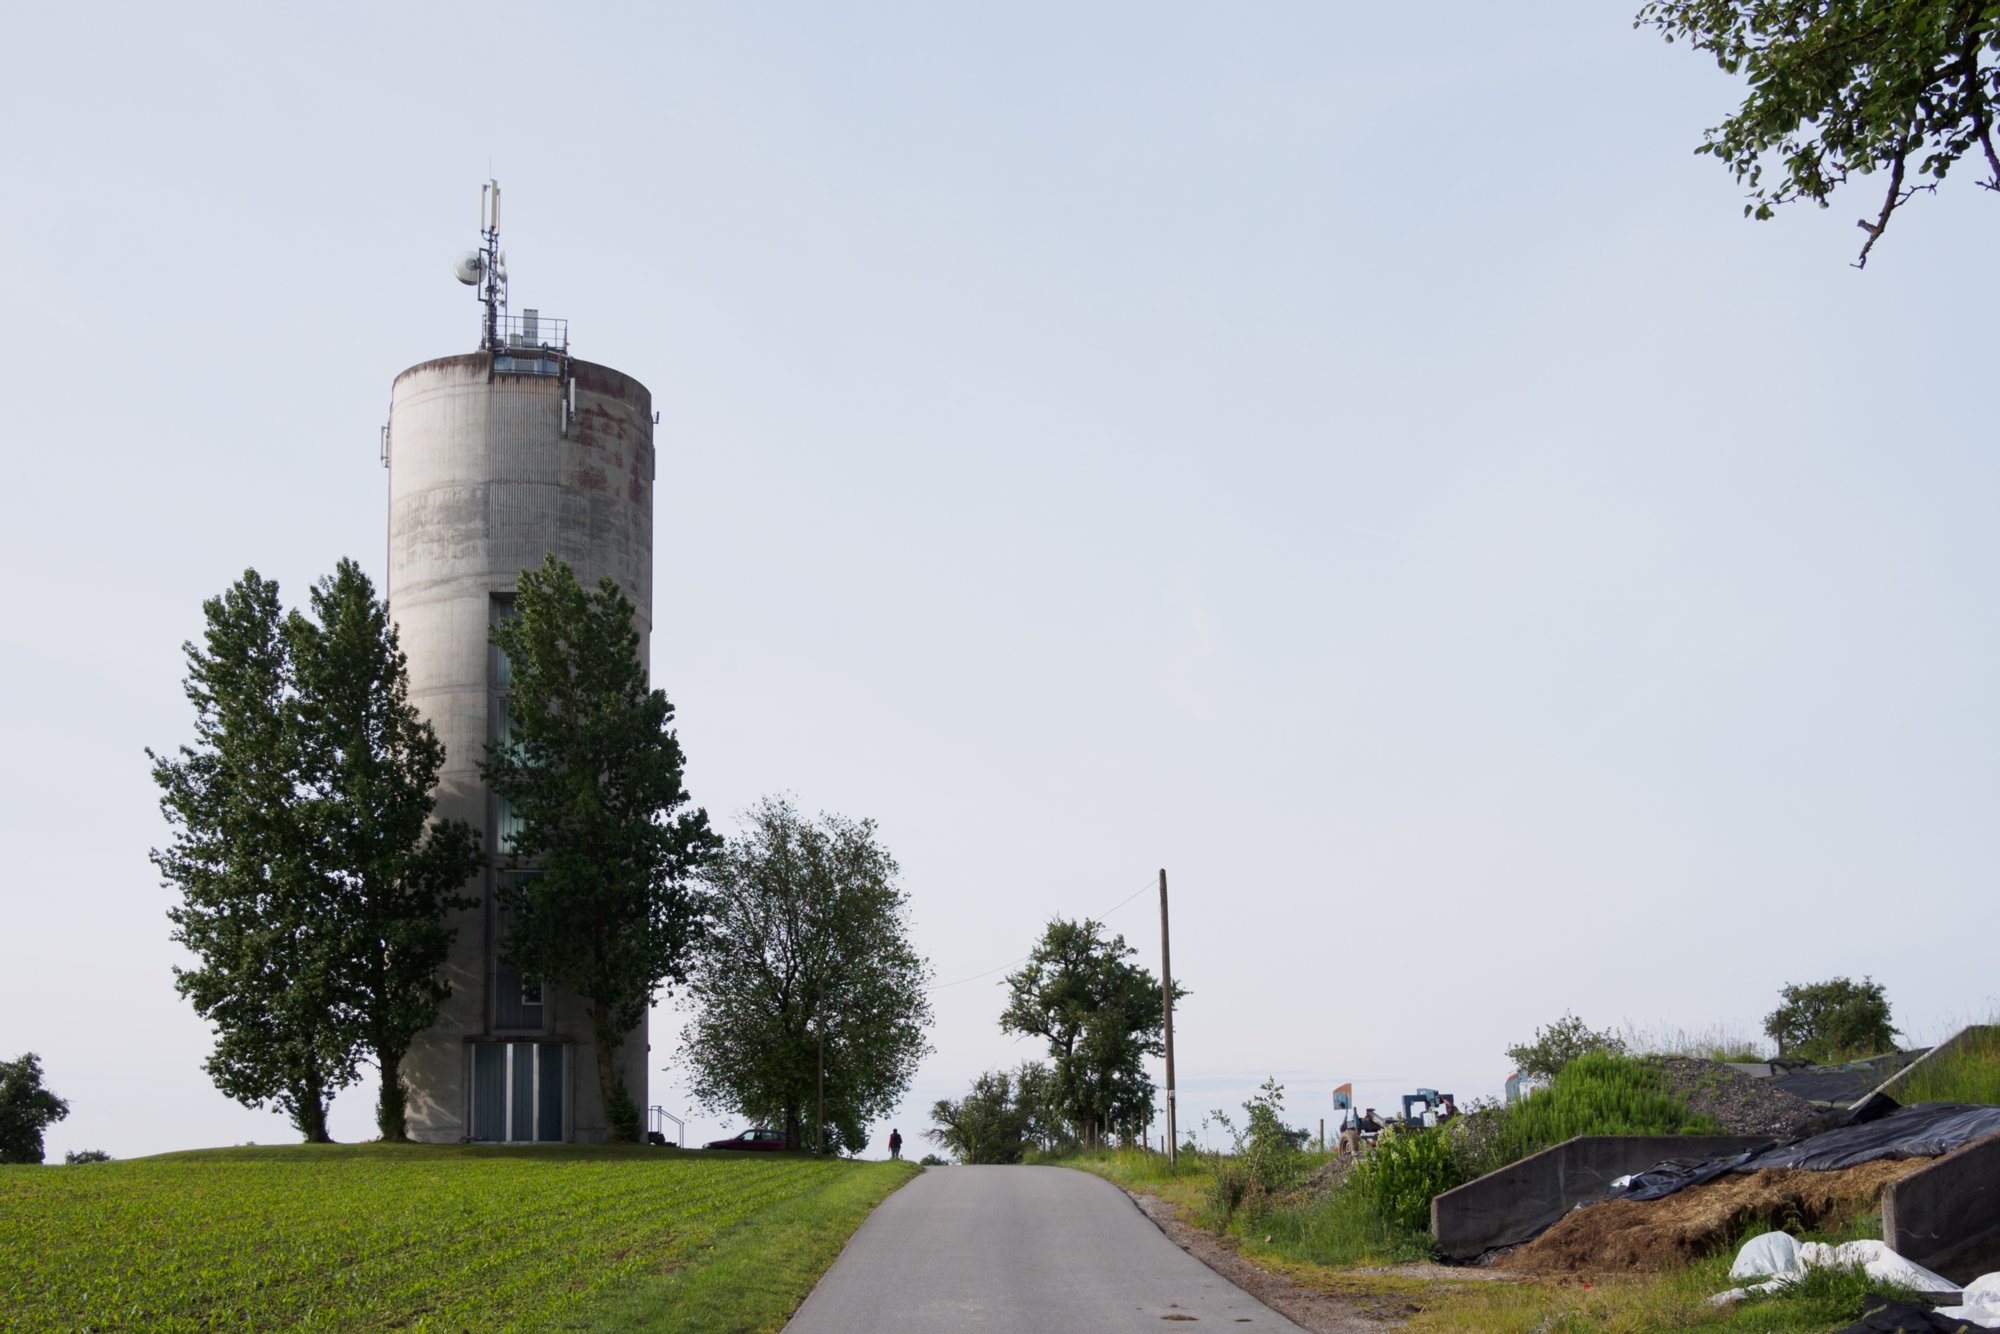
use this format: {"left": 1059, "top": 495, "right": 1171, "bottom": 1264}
{"left": 1613, "top": 1103, "right": 2000, "bottom": 1205}
{"left": 1831, "top": 1292, "right": 1980, "bottom": 1334}
{"left": 1617, "top": 1146, "right": 1769, "bottom": 1203}
{"left": 1747, "top": 1104, "right": 2000, "bottom": 1171}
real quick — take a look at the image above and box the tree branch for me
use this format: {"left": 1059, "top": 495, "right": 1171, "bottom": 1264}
{"left": 1852, "top": 142, "right": 1910, "bottom": 269}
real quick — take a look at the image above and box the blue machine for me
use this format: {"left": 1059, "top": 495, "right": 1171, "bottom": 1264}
{"left": 1399, "top": 1088, "right": 1456, "bottom": 1128}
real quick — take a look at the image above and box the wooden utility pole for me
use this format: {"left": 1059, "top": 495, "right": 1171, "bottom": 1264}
{"left": 1160, "top": 867, "right": 1178, "bottom": 1169}
{"left": 816, "top": 975, "right": 825, "bottom": 1155}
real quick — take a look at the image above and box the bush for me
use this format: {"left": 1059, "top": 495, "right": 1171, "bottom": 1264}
{"left": 64, "top": 1149, "right": 111, "bottom": 1164}
{"left": 1765, "top": 977, "right": 1897, "bottom": 1062}
{"left": 1350, "top": 1124, "right": 1463, "bottom": 1233}
{"left": 1505, "top": 1012, "right": 1628, "bottom": 1082}
{"left": 604, "top": 1085, "right": 643, "bottom": 1144}
{"left": 1251, "top": 1179, "right": 1436, "bottom": 1267}
{"left": 1202, "top": 1079, "right": 1310, "bottom": 1224}
{"left": 917, "top": 1153, "right": 948, "bottom": 1166}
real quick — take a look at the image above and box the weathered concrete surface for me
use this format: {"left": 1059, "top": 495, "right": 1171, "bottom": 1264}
{"left": 1883, "top": 1132, "right": 2000, "bottom": 1283}
{"left": 387, "top": 352, "right": 655, "bottom": 1143}
{"left": 1432, "top": 1135, "right": 1775, "bottom": 1261}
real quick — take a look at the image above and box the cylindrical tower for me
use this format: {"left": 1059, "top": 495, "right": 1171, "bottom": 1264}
{"left": 386, "top": 348, "right": 655, "bottom": 1143}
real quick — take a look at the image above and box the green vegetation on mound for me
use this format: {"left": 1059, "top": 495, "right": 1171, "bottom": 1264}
{"left": 1895, "top": 1025, "right": 2000, "bottom": 1106}
{"left": 1459, "top": 1051, "right": 1727, "bottom": 1179}
{"left": 1060, "top": 1146, "right": 1434, "bottom": 1269}
{"left": 1064, "top": 1058, "right": 1725, "bottom": 1274}
{"left": 0, "top": 1143, "right": 916, "bottom": 1333}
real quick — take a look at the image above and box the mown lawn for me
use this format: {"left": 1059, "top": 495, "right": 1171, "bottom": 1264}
{"left": 0, "top": 1143, "right": 915, "bottom": 1333}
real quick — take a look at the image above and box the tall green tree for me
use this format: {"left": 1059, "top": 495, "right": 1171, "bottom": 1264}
{"left": 1000, "top": 918, "right": 1184, "bottom": 1144}
{"left": 482, "top": 556, "right": 717, "bottom": 1141}
{"left": 287, "top": 560, "right": 482, "bottom": 1141}
{"left": 682, "top": 797, "right": 934, "bottom": 1154}
{"left": 151, "top": 572, "right": 355, "bottom": 1141}
{"left": 152, "top": 564, "right": 481, "bottom": 1142}
{"left": 1765, "top": 975, "right": 1898, "bottom": 1060}
{"left": 0, "top": 1053, "right": 70, "bottom": 1165}
{"left": 1636, "top": 0, "right": 2000, "bottom": 266}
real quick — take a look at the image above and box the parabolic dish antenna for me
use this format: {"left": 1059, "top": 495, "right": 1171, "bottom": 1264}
{"left": 453, "top": 250, "right": 484, "bottom": 285}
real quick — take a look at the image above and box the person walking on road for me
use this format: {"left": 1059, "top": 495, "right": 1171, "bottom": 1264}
{"left": 888, "top": 1128, "right": 903, "bottom": 1160}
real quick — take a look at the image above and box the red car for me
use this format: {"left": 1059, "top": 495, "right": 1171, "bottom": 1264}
{"left": 703, "top": 1128, "right": 788, "bottom": 1151}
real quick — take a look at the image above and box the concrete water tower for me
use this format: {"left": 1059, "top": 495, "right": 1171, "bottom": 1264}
{"left": 385, "top": 181, "right": 655, "bottom": 1142}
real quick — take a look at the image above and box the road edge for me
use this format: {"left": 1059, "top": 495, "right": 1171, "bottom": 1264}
{"left": 1112, "top": 1183, "right": 1411, "bottom": 1334}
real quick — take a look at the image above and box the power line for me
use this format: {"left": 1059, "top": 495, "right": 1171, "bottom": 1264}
{"left": 929, "top": 877, "right": 1158, "bottom": 992}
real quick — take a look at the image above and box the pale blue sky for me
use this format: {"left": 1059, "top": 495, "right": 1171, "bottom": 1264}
{"left": 4, "top": 2, "right": 1993, "bottom": 1158}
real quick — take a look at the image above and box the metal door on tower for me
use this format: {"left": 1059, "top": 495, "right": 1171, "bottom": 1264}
{"left": 472, "top": 1042, "right": 564, "bottom": 1142}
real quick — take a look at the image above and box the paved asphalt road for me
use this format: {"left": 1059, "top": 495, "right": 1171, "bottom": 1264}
{"left": 784, "top": 1165, "right": 1308, "bottom": 1333}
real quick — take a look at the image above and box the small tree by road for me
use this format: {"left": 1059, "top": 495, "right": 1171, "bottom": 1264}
{"left": 1000, "top": 918, "right": 1183, "bottom": 1145}
{"left": 682, "top": 798, "right": 934, "bottom": 1154}
{"left": 482, "top": 556, "right": 718, "bottom": 1142}
{"left": 0, "top": 1053, "right": 70, "bottom": 1165}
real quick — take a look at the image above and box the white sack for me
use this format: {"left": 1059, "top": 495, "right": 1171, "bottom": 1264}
{"left": 1935, "top": 1270, "right": 2000, "bottom": 1328}
{"left": 1729, "top": 1231, "right": 1801, "bottom": 1280}
{"left": 1717, "top": 1232, "right": 1958, "bottom": 1304}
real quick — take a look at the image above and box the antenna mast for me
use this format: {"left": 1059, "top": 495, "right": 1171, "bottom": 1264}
{"left": 477, "top": 180, "right": 507, "bottom": 350}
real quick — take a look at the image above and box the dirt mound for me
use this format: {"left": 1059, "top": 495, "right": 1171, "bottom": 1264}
{"left": 1652, "top": 1056, "right": 1837, "bottom": 1138}
{"left": 1302, "top": 1155, "right": 1357, "bottom": 1199}
{"left": 1497, "top": 1159, "right": 1927, "bottom": 1275}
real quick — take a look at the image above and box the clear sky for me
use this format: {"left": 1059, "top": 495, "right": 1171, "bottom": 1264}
{"left": 4, "top": 3, "right": 1994, "bottom": 1161}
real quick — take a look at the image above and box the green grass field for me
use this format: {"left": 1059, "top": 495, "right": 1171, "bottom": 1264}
{"left": 0, "top": 1143, "right": 915, "bottom": 1333}
{"left": 1896, "top": 1024, "right": 2000, "bottom": 1106}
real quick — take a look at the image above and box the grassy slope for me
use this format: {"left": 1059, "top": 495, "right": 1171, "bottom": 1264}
{"left": 1059, "top": 1148, "right": 1432, "bottom": 1268}
{"left": 1896, "top": 1025, "right": 2000, "bottom": 1105}
{"left": 0, "top": 1143, "right": 915, "bottom": 1333}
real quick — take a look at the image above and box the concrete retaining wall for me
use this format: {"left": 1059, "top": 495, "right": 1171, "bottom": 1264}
{"left": 1432, "top": 1135, "right": 1775, "bottom": 1261}
{"left": 1883, "top": 1132, "right": 2000, "bottom": 1283}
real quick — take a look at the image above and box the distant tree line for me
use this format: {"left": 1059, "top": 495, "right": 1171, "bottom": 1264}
{"left": 1508, "top": 976, "right": 1901, "bottom": 1084}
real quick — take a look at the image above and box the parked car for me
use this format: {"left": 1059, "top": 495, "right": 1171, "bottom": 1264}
{"left": 703, "top": 1127, "right": 788, "bottom": 1151}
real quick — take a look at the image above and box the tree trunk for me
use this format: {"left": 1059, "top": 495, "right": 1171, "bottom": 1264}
{"left": 295, "top": 1080, "right": 331, "bottom": 1143}
{"left": 376, "top": 1046, "right": 409, "bottom": 1142}
{"left": 593, "top": 1026, "right": 635, "bottom": 1142}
